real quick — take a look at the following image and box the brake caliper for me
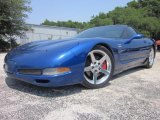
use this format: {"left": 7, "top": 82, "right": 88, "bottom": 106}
{"left": 102, "top": 61, "right": 107, "bottom": 70}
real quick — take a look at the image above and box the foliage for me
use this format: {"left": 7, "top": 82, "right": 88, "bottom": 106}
{"left": 42, "top": 19, "right": 86, "bottom": 29}
{"left": 42, "top": 0, "right": 160, "bottom": 39}
{"left": 0, "top": 40, "right": 10, "bottom": 52}
{"left": 0, "top": 0, "right": 31, "bottom": 51}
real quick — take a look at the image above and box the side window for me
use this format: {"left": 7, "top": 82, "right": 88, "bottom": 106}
{"left": 127, "top": 27, "right": 137, "bottom": 38}
{"left": 122, "top": 27, "right": 137, "bottom": 39}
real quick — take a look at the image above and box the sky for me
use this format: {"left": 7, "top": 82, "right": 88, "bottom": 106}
{"left": 26, "top": 0, "right": 133, "bottom": 25}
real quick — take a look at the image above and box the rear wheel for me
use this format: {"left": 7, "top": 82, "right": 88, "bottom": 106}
{"left": 82, "top": 46, "right": 114, "bottom": 89}
{"left": 145, "top": 47, "right": 155, "bottom": 68}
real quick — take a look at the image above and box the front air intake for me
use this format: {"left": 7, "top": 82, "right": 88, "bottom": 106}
{"left": 18, "top": 69, "right": 42, "bottom": 75}
{"left": 35, "top": 79, "right": 50, "bottom": 83}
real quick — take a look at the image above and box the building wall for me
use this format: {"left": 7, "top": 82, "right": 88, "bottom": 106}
{"left": 19, "top": 24, "right": 78, "bottom": 45}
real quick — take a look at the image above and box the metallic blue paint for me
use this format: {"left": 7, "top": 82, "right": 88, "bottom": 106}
{"left": 4, "top": 25, "right": 156, "bottom": 87}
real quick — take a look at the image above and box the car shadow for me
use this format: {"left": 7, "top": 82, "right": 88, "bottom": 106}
{"left": 5, "top": 67, "right": 144, "bottom": 97}
{"left": 5, "top": 77, "right": 86, "bottom": 98}
{"left": 111, "top": 67, "right": 144, "bottom": 80}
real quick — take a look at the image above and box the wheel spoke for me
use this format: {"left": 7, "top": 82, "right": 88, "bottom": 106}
{"left": 99, "top": 55, "right": 107, "bottom": 65}
{"left": 100, "top": 69, "right": 110, "bottom": 75}
{"left": 149, "top": 48, "right": 154, "bottom": 65}
{"left": 84, "top": 66, "right": 92, "bottom": 72}
{"left": 93, "top": 73, "right": 98, "bottom": 84}
{"left": 90, "top": 52, "right": 96, "bottom": 63}
{"left": 84, "top": 49, "right": 112, "bottom": 85}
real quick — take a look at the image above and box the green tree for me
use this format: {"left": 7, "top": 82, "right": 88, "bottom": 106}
{"left": 139, "top": 0, "right": 160, "bottom": 18}
{"left": 42, "top": 0, "right": 160, "bottom": 40}
{"left": 0, "top": 0, "right": 31, "bottom": 47}
{"left": 90, "top": 13, "right": 113, "bottom": 27}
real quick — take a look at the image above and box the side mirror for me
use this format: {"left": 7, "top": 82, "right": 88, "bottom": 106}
{"left": 131, "top": 34, "right": 144, "bottom": 40}
{"left": 125, "top": 34, "right": 144, "bottom": 44}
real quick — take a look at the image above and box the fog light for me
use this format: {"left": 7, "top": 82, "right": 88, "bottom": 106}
{"left": 43, "top": 67, "right": 71, "bottom": 75}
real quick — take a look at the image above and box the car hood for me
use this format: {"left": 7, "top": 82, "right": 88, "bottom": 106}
{"left": 16, "top": 39, "right": 79, "bottom": 51}
{"left": 13, "top": 37, "right": 117, "bottom": 52}
{"left": 5, "top": 39, "right": 79, "bottom": 61}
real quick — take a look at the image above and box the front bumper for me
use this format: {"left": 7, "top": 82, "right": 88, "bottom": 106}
{"left": 4, "top": 46, "right": 85, "bottom": 87}
{"left": 4, "top": 64, "right": 83, "bottom": 87}
{"left": 5, "top": 72, "right": 79, "bottom": 87}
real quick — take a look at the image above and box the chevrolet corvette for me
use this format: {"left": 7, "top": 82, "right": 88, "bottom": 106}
{"left": 4, "top": 25, "right": 156, "bottom": 88}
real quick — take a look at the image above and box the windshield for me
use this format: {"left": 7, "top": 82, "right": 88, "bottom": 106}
{"left": 76, "top": 26, "right": 125, "bottom": 38}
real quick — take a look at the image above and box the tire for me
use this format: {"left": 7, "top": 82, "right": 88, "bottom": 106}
{"left": 145, "top": 47, "right": 155, "bottom": 68}
{"left": 82, "top": 45, "right": 114, "bottom": 89}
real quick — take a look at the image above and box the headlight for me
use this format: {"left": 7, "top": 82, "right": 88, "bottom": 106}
{"left": 43, "top": 67, "right": 71, "bottom": 75}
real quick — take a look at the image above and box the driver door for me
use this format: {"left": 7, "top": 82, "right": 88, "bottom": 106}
{"left": 117, "top": 27, "right": 150, "bottom": 70}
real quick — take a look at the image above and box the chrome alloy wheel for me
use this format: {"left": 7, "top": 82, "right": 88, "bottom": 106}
{"left": 149, "top": 47, "right": 154, "bottom": 66}
{"left": 84, "top": 50, "right": 112, "bottom": 85}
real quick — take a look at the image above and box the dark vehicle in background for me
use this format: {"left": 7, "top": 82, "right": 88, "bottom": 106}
{"left": 156, "top": 40, "right": 160, "bottom": 51}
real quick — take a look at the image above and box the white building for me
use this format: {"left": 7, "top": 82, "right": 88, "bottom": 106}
{"left": 18, "top": 24, "right": 78, "bottom": 45}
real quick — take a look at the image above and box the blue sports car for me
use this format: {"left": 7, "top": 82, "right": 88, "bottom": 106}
{"left": 4, "top": 25, "right": 156, "bottom": 88}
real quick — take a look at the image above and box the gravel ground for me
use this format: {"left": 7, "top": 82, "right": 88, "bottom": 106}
{"left": 0, "top": 52, "right": 160, "bottom": 120}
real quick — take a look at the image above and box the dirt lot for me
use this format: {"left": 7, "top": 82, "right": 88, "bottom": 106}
{"left": 0, "top": 52, "right": 160, "bottom": 120}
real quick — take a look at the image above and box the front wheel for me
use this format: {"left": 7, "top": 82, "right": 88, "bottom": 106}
{"left": 82, "top": 46, "right": 114, "bottom": 89}
{"left": 145, "top": 47, "right": 155, "bottom": 68}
